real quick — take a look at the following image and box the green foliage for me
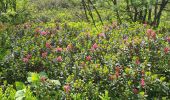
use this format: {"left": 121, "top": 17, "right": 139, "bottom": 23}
{"left": 15, "top": 87, "right": 36, "bottom": 100}
{"left": 82, "top": 0, "right": 169, "bottom": 27}
{"left": 24, "top": 87, "right": 37, "bottom": 100}
{"left": 0, "top": 1, "right": 170, "bottom": 99}
{"left": 99, "top": 90, "right": 110, "bottom": 100}
{"left": 0, "top": 85, "right": 16, "bottom": 100}
{"left": 0, "top": 0, "right": 31, "bottom": 24}
{"left": 31, "top": 0, "right": 80, "bottom": 10}
{"left": 27, "top": 72, "right": 62, "bottom": 99}
{"left": 15, "top": 82, "right": 26, "bottom": 90}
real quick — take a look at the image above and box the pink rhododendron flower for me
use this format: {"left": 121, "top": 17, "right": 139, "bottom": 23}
{"left": 133, "top": 88, "right": 138, "bottom": 94}
{"left": 86, "top": 55, "right": 92, "bottom": 61}
{"left": 143, "top": 23, "right": 147, "bottom": 27}
{"left": 26, "top": 54, "right": 32, "bottom": 59}
{"left": 63, "top": 84, "right": 71, "bottom": 93}
{"left": 146, "top": 29, "right": 156, "bottom": 39}
{"left": 147, "top": 29, "right": 152, "bottom": 35}
{"left": 92, "top": 43, "right": 98, "bottom": 50}
{"left": 135, "top": 59, "right": 140, "bottom": 65}
{"left": 56, "top": 56, "right": 63, "bottom": 62}
{"left": 40, "top": 76, "right": 47, "bottom": 82}
{"left": 40, "top": 31, "right": 47, "bottom": 35}
{"left": 46, "top": 42, "right": 51, "bottom": 48}
{"left": 23, "top": 58, "right": 29, "bottom": 63}
{"left": 151, "top": 31, "right": 156, "bottom": 39}
{"left": 140, "top": 78, "right": 145, "bottom": 88}
{"left": 56, "top": 47, "right": 62, "bottom": 52}
{"left": 166, "top": 36, "right": 170, "bottom": 42}
{"left": 42, "top": 52, "right": 47, "bottom": 58}
{"left": 164, "top": 47, "right": 169, "bottom": 54}
{"left": 98, "top": 33, "right": 106, "bottom": 38}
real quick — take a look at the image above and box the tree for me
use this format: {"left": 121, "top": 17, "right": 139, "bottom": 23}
{"left": 81, "top": 0, "right": 170, "bottom": 27}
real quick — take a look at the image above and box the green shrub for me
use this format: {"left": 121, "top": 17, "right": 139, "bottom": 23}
{"left": 31, "top": 0, "right": 80, "bottom": 10}
{"left": 0, "top": 20, "right": 169, "bottom": 99}
{"left": 0, "top": 0, "right": 31, "bottom": 24}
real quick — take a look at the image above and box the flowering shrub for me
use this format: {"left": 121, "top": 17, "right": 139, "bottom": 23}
{"left": 0, "top": 18, "right": 170, "bottom": 99}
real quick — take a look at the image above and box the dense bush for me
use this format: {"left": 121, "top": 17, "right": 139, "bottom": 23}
{"left": 0, "top": 0, "right": 170, "bottom": 100}
{"left": 31, "top": 0, "right": 80, "bottom": 10}
{"left": 0, "top": 19, "right": 169, "bottom": 99}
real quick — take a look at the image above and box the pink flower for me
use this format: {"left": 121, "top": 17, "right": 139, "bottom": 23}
{"left": 164, "top": 47, "right": 169, "bottom": 54}
{"left": 40, "top": 31, "right": 47, "bottom": 35}
{"left": 42, "top": 52, "right": 47, "bottom": 58}
{"left": 86, "top": 55, "right": 92, "bottom": 61}
{"left": 151, "top": 31, "right": 156, "bottom": 39}
{"left": 46, "top": 42, "right": 51, "bottom": 48}
{"left": 133, "top": 88, "right": 138, "bottom": 94}
{"left": 40, "top": 76, "right": 47, "bottom": 82}
{"left": 146, "top": 29, "right": 152, "bottom": 35}
{"left": 26, "top": 54, "right": 32, "bottom": 59}
{"left": 63, "top": 84, "right": 71, "bottom": 93}
{"left": 56, "top": 47, "right": 62, "bottom": 52}
{"left": 140, "top": 78, "right": 145, "bottom": 88}
{"left": 98, "top": 33, "right": 106, "bottom": 38}
{"left": 56, "top": 56, "right": 63, "bottom": 62}
{"left": 92, "top": 43, "right": 98, "bottom": 50}
{"left": 22, "top": 58, "right": 29, "bottom": 63}
{"left": 143, "top": 23, "right": 147, "bottom": 27}
{"left": 135, "top": 59, "right": 140, "bottom": 65}
{"left": 146, "top": 29, "right": 156, "bottom": 39}
{"left": 166, "top": 37, "right": 170, "bottom": 42}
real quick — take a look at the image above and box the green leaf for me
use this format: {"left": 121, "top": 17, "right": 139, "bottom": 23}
{"left": 27, "top": 72, "right": 40, "bottom": 83}
{"left": 50, "top": 80, "right": 61, "bottom": 86}
{"left": 15, "top": 82, "right": 25, "bottom": 90}
{"left": 16, "top": 96, "right": 25, "bottom": 100}
{"left": 27, "top": 77, "right": 32, "bottom": 83}
{"left": 39, "top": 71, "right": 48, "bottom": 77}
{"left": 160, "top": 77, "right": 165, "bottom": 82}
{"left": 15, "top": 89, "right": 25, "bottom": 100}
{"left": 139, "top": 91, "right": 145, "bottom": 96}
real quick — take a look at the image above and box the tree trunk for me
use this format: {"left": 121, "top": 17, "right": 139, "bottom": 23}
{"left": 156, "top": 0, "right": 168, "bottom": 27}
{"left": 112, "top": 0, "right": 122, "bottom": 24}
